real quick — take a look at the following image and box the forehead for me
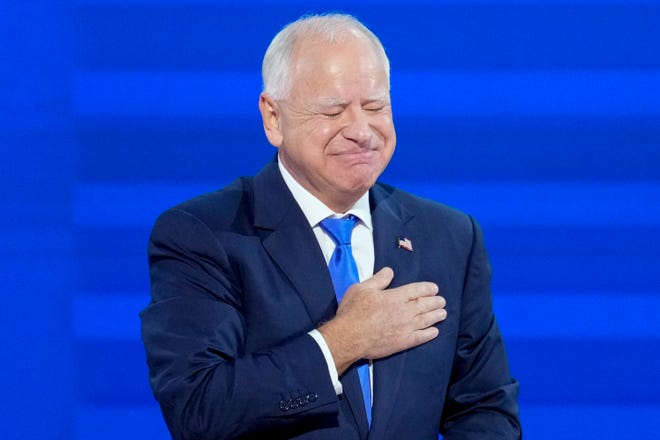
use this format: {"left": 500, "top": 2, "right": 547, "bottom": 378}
{"left": 288, "top": 34, "right": 388, "bottom": 99}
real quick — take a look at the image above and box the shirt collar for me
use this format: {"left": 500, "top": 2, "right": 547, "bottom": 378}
{"left": 278, "top": 157, "right": 373, "bottom": 230}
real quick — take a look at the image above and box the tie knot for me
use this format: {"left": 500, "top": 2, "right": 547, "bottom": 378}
{"left": 320, "top": 215, "right": 359, "bottom": 246}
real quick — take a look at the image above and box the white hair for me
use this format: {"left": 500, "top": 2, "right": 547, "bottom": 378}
{"left": 262, "top": 13, "right": 391, "bottom": 100}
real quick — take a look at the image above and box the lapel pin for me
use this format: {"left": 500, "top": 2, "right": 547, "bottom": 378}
{"left": 396, "top": 235, "right": 413, "bottom": 252}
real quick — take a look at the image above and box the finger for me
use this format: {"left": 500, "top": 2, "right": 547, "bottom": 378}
{"left": 411, "top": 295, "right": 446, "bottom": 315}
{"left": 416, "top": 307, "right": 447, "bottom": 329}
{"left": 409, "top": 326, "right": 440, "bottom": 347}
{"left": 422, "top": 295, "right": 446, "bottom": 310}
{"left": 361, "top": 266, "right": 395, "bottom": 290}
{"left": 393, "top": 281, "right": 438, "bottom": 300}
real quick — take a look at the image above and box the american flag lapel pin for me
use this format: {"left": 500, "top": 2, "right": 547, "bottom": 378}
{"left": 396, "top": 235, "right": 413, "bottom": 252}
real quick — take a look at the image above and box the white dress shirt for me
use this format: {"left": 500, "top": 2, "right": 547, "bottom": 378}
{"left": 278, "top": 159, "right": 375, "bottom": 397}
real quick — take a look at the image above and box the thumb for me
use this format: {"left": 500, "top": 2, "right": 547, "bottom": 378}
{"left": 362, "top": 267, "right": 395, "bottom": 290}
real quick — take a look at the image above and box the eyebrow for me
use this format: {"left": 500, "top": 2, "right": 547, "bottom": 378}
{"left": 317, "top": 95, "right": 390, "bottom": 107}
{"left": 363, "top": 94, "right": 390, "bottom": 104}
{"left": 317, "top": 98, "right": 349, "bottom": 107}
{"left": 362, "top": 96, "right": 390, "bottom": 106}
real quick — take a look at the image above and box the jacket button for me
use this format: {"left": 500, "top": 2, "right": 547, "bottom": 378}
{"left": 306, "top": 392, "right": 318, "bottom": 402}
{"left": 297, "top": 396, "right": 308, "bottom": 406}
{"left": 289, "top": 398, "right": 299, "bottom": 409}
{"left": 279, "top": 400, "right": 290, "bottom": 411}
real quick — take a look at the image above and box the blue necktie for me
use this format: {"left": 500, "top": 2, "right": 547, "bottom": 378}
{"left": 320, "top": 215, "right": 372, "bottom": 426}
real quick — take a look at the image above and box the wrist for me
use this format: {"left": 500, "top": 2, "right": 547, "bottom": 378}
{"left": 318, "top": 317, "right": 362, "bottom": 375}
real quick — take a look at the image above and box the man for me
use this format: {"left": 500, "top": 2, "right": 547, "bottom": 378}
{"left": 141, "top": 13, "right": 521, "bottom": 440}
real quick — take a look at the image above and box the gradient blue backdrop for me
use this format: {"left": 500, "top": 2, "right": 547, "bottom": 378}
{"left": 2, "top": 0, "right": 659, "bottom": 439}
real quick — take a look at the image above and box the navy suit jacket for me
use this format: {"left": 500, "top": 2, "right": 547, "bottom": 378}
{"left": 141, "top": 160, "right": 521, "bottom": 439}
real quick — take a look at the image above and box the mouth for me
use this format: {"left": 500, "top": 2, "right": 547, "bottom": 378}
{"left": 331, "top": 150, "right": 379, "bottom": 168}
{"left": 331, "top": 149, "right": 378, "bottom": 162}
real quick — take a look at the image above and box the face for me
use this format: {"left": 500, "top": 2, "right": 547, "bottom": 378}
{"left": 259, "top": 32, "right": 396, "bottom": 213}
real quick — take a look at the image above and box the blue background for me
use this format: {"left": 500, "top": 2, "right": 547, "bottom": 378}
{"left": 2, "top": 0, "right": 659, "bottom": 438}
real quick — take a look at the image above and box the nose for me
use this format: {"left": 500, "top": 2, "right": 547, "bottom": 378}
{"left": 342, "top": 108, "right": 373, "bottom": 147}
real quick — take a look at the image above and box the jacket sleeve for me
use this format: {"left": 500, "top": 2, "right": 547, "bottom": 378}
{"left": 440, "top": 217, "right": 522, "bottom": 439}
{"left": 140, "top": 208, "right": 338, "bottom": 439}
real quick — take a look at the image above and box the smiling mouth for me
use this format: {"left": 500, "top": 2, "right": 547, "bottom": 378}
{"left": 332, "top": 146, "right": 379, "bottom": 156}
{"left": 331, "top": 150, "right": 379, "bottom": 165}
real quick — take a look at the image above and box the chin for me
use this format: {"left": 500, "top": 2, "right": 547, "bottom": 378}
{"left": 340, "top": 176, "right": 377, "bottom": 194}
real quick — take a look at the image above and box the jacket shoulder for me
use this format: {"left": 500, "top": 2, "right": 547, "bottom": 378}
{"left": 155, "top": 177, "right": 255, "bottom": 233}
{"left": 374, "top": 182, "right": 474, "bottom": 229}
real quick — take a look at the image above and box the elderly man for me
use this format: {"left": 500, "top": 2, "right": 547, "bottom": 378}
{"left": 141, "top": 13, "right": 521, "bottom": 440}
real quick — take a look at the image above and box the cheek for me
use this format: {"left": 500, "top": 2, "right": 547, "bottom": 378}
{"left": 376, "top": 116, "right": 396, "bottom": 140}
{"left": 309, "top": 125, "right": 344, "bottom": 155}
{"left": 315, "top": 122, "right": 341, "bottom": 141}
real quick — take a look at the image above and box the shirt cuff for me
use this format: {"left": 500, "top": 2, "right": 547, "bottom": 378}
{"left": 308, "top": 329, "right": 343, "bottom": 395}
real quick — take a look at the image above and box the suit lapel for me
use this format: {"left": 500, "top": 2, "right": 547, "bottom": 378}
{"left": 253, "top": 160, "right": 337, "bottom": 325}
{"left": 368, "top": 184, "right": 419, "bottom": 438}
{"left": 253, "top": 161, "right": 369, "bottom": 436}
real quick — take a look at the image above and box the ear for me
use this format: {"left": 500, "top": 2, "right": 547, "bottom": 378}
{"left": 259, "top": 93, "right": 284, "bottom": 147}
